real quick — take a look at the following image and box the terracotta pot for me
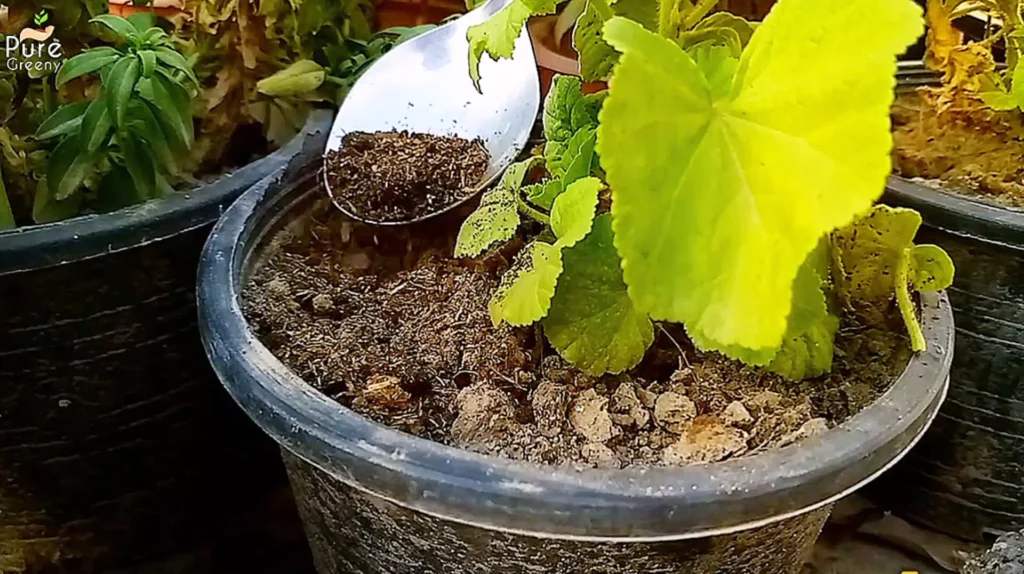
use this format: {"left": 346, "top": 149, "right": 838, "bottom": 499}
{"left": 109, "top": 0, "right": 185, "bottom": 18}
{"left": 374, "top": 0, "right": 464, "bottom": 29}
{"left": 528, "top": 15, "right": 606, "bottom": 97}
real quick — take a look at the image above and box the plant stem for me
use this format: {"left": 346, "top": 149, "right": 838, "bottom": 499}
{"left": 517, "top": 195, "right": 550, "bottom": 225}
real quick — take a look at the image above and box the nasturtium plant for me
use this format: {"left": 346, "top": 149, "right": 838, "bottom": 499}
{"left": 460, "top": 0, "right": 955, "bottom": 380}
{"left": 35, "top": 13, "right": 198, "bottom": 212}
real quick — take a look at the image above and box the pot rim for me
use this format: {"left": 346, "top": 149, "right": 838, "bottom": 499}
{"left": 0, "top": 110, "right": 334, "bottom": 275}
{"left": 199, "top": 164, "right": 954, "bottom": 541}
{"left": 889, "top": 61, "right": 1024, "bottom": 248}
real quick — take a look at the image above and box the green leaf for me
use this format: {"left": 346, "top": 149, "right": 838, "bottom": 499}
{"left": 693, "top": 12, "right": 755, "bottom": 47}
{"left": 80, "top": 98, "right": 113, "bottom": 152}
{"left": 980, "top": 89, "right": 1019, "bottom": 111}
{"left": 542, "top": 77, "right": 603, "bottom": 179}
{"left": 551, "top": 176, "right": 603, "bottom": 248}
{"left": 127, "top": 12, "right": 158, "bottom": 32}
{"left": 138, "top": 50, "right": 158, "bottom": 78}
{"left": 767, "top": 241, "right": 839, "bottom": 380}
{"left": 95, "top": 165, "right": 143, "bottom": 212}
{"left": 0, "top": 163, "right": 15, "bottom": 230}
{"left": 83, "top": 0, "right": 109, "bottom": 17}
{"left": 143, "top": 28, "right": 169, "bottom": 44}
{"left": 544, "top": 214, "right": 654, "bottom": 374}
{"left": 126, "top": 102, "right": 181, "bottom": 176}
{"left": 467, "top": 0, "right": 557, "bottom": 89}
{"left": 677, "top": 26, "right": 743, "bottom": 56}
{"left": 833, "top": 205, "right": 921, "bottom": 303}
{"left": 598, "top": 0, "right": 924, "bottom": 355}
{"left": 120, "top": 132, "right": 157, "bottom": 200}
{"left": 105, "top": 56, "right": 141, "bottom": 127}
{"left": 574, "top": 0, "right": 658, "bottom": 82}
{"left": 489, "top": 241, "right": 564, "bottom": 326}
{"left": 687, "top": 42, "right": 739, "bottom": 100}
{"left": 56, "top": 47, "right": 122, "bottom": 87}
{"left": 34, "top": 177, "right": 83, "bottom": 224}
{"left": 154, "top": 47, "right": 200, "bottom": 87}
{"left": 36, "top": 102, "right": 90, "bottom": 141}
{"left": 549, "top": 126, "right": 597, "bottom": 181}
{"left": 657, "top": 0, "right": 716, "bottom": 39}
{"left": 139, "top": 72, "right": 194, "bottom": 146}
{"left": 543, "top": 75, "right": 598, "bottom": 144}
{"left": 46, "top": 135, "right": 100, "bottom": 201}
{"left": 454, "top": 157, "right": 539, "bottom": 258}
{"left": 91, "top": 14, "right": 140, "bottom": 42}
{"left": 909, "top": 244, "right": 955, "bottom": 292}
{"left": 524, "top": 179, "right": 564, "bottom": 210}
{"left": 257, "top": 60, "right": 328, "bottom": 97}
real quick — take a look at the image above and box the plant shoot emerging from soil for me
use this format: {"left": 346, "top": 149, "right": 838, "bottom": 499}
{"left": 456, "top": 0, "right": 956, "bottom": 379}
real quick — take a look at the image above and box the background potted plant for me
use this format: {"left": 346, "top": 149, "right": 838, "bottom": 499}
{"left": 199, "top": 0, "right": 958, "bottom": 572}
{"left": 869, "top": 0, "right": 1024, "bottom": 544}
{"left": 514, "top": 0, "right": 769, "bottom": 96}
{"left": 0, "top": 1, "right": 435, "bottom": 570}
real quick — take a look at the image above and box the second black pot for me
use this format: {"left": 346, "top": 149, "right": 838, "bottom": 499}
{"left": 0, "top": 112, "right": 331, "bottom": 572}
{"left": 869, "top": 66, "right": 1024, "bottom": 542}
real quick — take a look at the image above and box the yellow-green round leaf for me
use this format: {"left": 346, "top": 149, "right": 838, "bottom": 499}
{"left": 598, "top": 0, "right": 923, "bottom": 353}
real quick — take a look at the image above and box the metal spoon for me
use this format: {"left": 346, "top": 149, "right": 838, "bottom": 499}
{"left": 323, "top": 0, "right": 541, "bottom": 226}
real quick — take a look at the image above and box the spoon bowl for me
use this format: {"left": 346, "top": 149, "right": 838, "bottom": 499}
{"left": 324, "top": 0, "right": 541, "bottom": 226}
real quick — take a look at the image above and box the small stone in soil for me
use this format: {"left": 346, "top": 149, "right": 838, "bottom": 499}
{"left": 654, "top": 391, "right": 697, "bottom": 434}
{"left": 311, "top": 293, "right": 333, "bottom": 314}
{"left": 776, "top": 417, "right": 829, "bottom": 448}
{"left": 451, "top": 383, "right": 517, "bottom": 450}
{"left": 324, "top": 130, "right": 490, "bottom": 222}
{"left": 531, "top": 381, "right": 571, "bottom": 438}
{"left": 570, "top": 389, "right": 619, "bottom": 443}
{"left": 722, "top": 401, "right": 753, "bottom": 428}
{"left": 354, "top": 375, "right": 412, "bottom": 411}
{"left": 746, "top": 390, "right": 783, "bottom": 414}
{"left": 609, "top": 382, "right": 650, "bottom": 429}
{"left": 581, "top": 442, "right": 619, "bottom": 469}
{"left": 662, "top": 417, "right": 749, "bottom": 465}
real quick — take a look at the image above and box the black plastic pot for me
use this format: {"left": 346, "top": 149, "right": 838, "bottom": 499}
{"left": 869, "top": 65, "right": 1024, "bottom": 542}
{"left": 0, "top": 111, "right": 332, "bottom": 572}
{"left": 198, "top": 160, "right": 955, "bottom": 574}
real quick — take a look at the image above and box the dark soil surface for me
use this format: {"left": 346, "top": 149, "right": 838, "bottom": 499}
{"left": 323, "top": 131, "right": 489, "bottom": 223}
{"left": 892, "top": 89, "right": 1024, "bottom": 208}
{"left": 243, "top": 198, "right": 913, "bottom": 470}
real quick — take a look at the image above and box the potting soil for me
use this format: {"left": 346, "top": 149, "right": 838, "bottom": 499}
{"left": 893, "top": 89, "right": 1024, "bottom": 209}
{"left": 323, "top": 131, "right": 489, "bottom": 222}
{"left": 243, "top": 203, "right": 911, "bottom": 469}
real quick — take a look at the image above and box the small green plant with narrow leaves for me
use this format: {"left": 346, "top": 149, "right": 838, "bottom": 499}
{"left": 34, "top": 13, "right": 197, "bottom": 216}
{"left": 33, "top": 11, "right": 49, "bottom": 28}
{"left": 455, "top": 0, "right": 956, "bottom": 380}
